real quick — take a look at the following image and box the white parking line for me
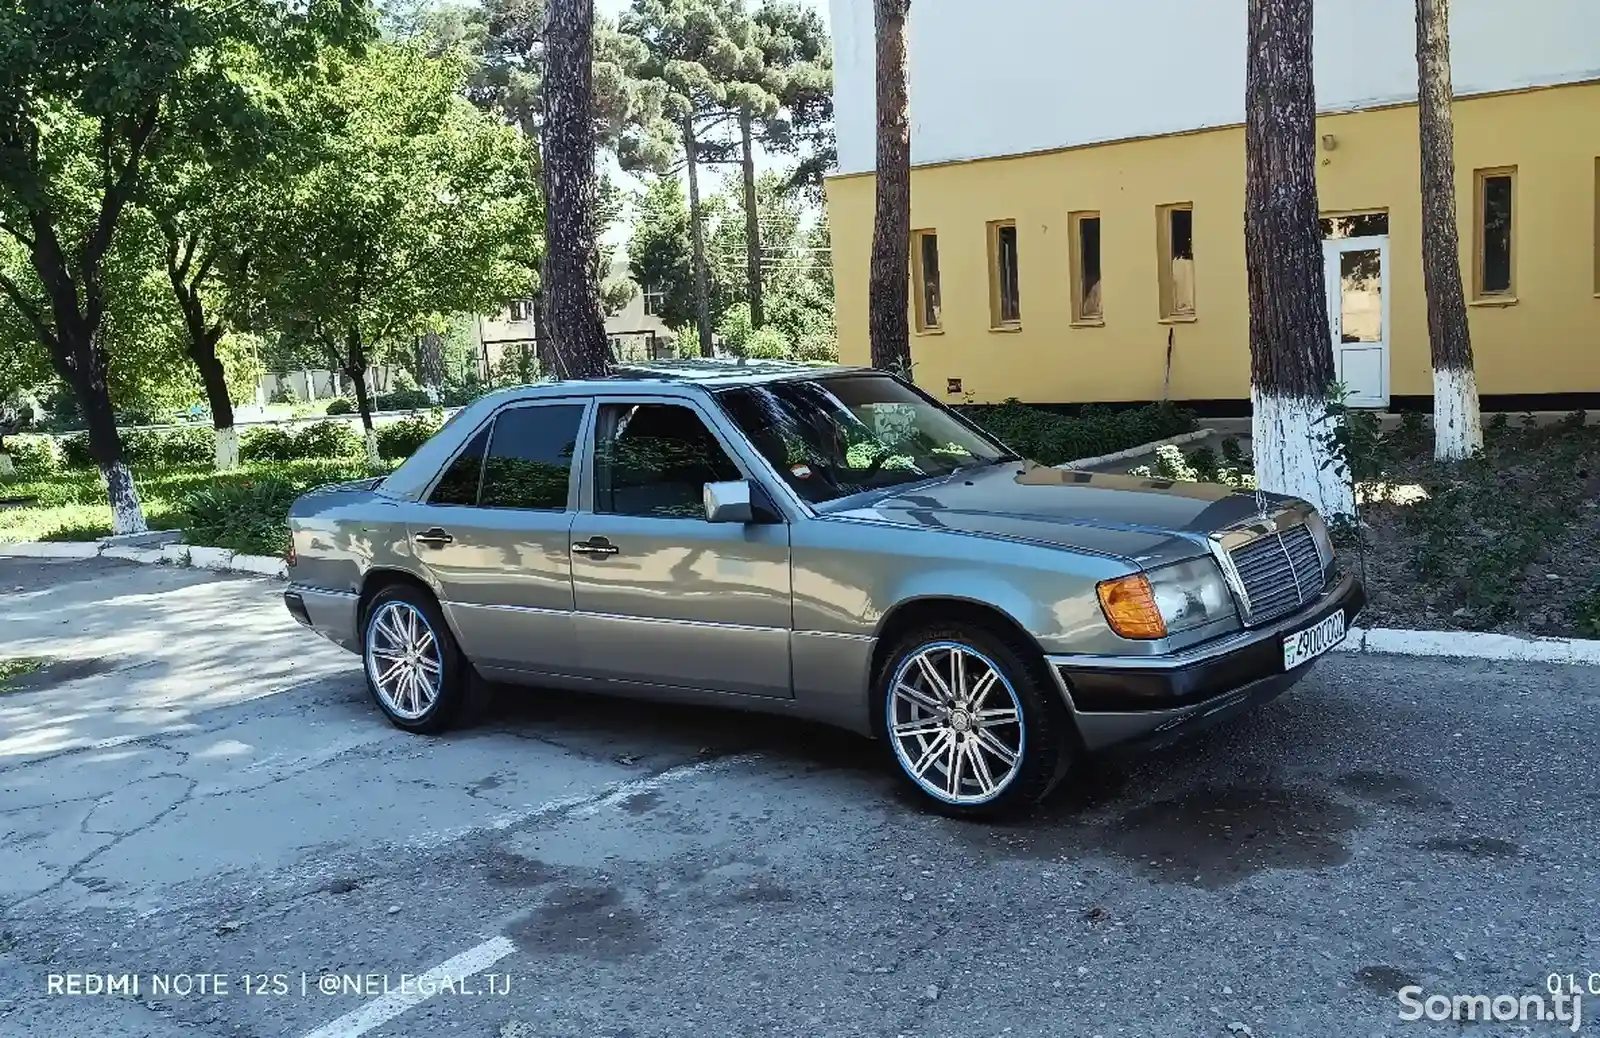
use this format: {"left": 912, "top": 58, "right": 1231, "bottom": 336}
{"left": 299, "top": 936, "right": 516, "bottom": 1038}
{"left": 302, "top": 752, "right": 762, "bottom": 1037}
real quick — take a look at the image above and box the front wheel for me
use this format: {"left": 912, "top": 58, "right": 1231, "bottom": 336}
{"left": 878, "top": 623, "right": 1073, "bottom": 819}
{"left": 362, "top": 585, "right": 476, "bottom": 734}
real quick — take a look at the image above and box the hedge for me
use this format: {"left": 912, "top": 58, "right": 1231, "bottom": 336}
{"left": 2, "top": 434, "right": 60, "bottom": 479}
{"left": 958, "top": 399, "right": 1197, "bottom": 467}
{"left": 240, "top": 420, "right": 361, "bottom": 463}
{"left": 58, "top": 425, "right": 215, "bottom": 470}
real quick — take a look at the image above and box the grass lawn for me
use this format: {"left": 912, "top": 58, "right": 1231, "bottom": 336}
{"left": 0, "top": 459, "right": 389, "bottom": 555}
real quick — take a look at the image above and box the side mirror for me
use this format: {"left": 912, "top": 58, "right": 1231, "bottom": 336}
{"left": 703, "top": 479, "right": 755, "bottom": 523}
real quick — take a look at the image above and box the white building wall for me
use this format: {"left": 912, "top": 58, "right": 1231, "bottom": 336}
{"left": 829, "top": 0, "right": 1600, "bottom": 175}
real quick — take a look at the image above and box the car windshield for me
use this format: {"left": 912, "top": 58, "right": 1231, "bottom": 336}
{"left": 713, "top": 373, "right": 1015, "bottom": 506}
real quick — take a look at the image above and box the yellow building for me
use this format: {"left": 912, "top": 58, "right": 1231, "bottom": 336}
{"left": 824, "top": 0, "right": 1600, "bottom": 410}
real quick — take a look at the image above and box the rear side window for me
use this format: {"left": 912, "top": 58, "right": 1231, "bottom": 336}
{"left": 479, "top": 404, "right": 585, "bottom": 510}
{"left": 428, "top": 426, "right": 490, "bottom": 506}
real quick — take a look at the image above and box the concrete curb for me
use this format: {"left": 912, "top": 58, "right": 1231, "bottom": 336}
{"left": 1332, "top": 626, "right": 1600, "bottom": 666}
{"left": 1, "top": 538, "right": 287, "bottom": 580}
{"left": 1056, "top": 428, "right": 1217, "bottom": 470}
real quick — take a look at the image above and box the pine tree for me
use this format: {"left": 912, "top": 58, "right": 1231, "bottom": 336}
{"left": 1243, "top": 0, "right": 1354, "bottom": 518}
{"left": 867, "top": 0, "right": 911, "bottom": 375}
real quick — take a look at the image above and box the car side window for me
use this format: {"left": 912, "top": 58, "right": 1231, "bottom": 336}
{"left": 428, "top": 425, "right": 491, "bottom": 506}
{"left": 593, "top": 403, "right": 741, "bottom": 519}
{"left": 478, "top": 404, "right": 585, "bottom": 511}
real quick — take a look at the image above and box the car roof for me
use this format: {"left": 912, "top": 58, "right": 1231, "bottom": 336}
{"left": 580, "top": 358, "right": 872, "bottom": 391}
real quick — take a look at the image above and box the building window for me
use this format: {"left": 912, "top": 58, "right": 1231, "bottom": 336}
{"left": 508, "top": 298, "right": 534, "bottom": 322}
{"left": 1069, "top": 211, "right": 1103, "bottom": 324}
{"left": 911, "top": 229, "right": 942, "bottom": 332}
{"left": 987, "top": 220, "right": 1021, "bottom": 328}
{"left": 1320, "top": 211, "right": 1390, "bottom": 239}
{"left": 1473, "top": 167, "right": 1516, "bottom": 300}
{"left": 1157, "top": 203, "right": 1195, "bottom": 320}
{"left": 642, "top": 284, "right": 665, "bottom": 316}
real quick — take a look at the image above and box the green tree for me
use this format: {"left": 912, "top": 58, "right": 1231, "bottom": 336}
{"left": 617, "top": 0, "right": 771, "bottom": 356}
{"left": 248, "top": 42, "right": 540, "bottom": 461}
{"left": 627, "top": 175, "right": 702, "bottom": 331}
{"left": 0, "top": 0, "right": 367, "bottom": 532}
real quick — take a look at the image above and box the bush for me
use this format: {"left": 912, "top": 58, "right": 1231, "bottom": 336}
{"left": 55, "top": 425, "right": 216, "bottom": 470}
{"left": 177, "top": 478, "right": 302, "bottom": 557}
{"left": 3, "top": 434, "right": 58, "bottom": 480}
{"left": 324, "top": 397, "right": 356, "bottom": 416}
{"left": 239, "top": 426, "right": 299, "bottom": 463}
{"left": 962, "top": 399, "right": 1197, "bottom": 467}
{"left": 374, "top": 387, "right": 432, "bottom": 412}
{"left": 294, "top": 420, "right": 360, "bottom": 460}
{"left": 376, "top": 414, "right": 443, "bottom": 461}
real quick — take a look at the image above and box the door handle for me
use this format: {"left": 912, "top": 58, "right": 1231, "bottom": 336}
{"left": 414, "top": 528, "right": 453, "bottom": 547}
{"left": 571, "top": 537, "right": 619, "bottom": 557}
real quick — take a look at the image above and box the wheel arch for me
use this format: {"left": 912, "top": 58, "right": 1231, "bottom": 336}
{"left": 868, "top": 596, "right": 1045, "bottom": 706}
{"left": 356, "top": 567, "right": 455, "bottom": 640}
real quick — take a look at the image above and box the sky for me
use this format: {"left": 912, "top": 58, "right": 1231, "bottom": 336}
{"left": 595, "top": 0, "right": 833, "bottom": 250}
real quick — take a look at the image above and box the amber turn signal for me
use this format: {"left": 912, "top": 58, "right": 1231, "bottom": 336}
{"left": 1096, "top": 574, "right": 1168, "bottom": 640}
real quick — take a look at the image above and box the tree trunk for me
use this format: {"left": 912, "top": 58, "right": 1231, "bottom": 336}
{"left": 683, "top": 115, "right": 715, "bottom": 357}
{"left": 343, "top": 330, "right": 380, "bottom": 466}
{"left": 1244, "top": 0, "right": 1354, "bottom": 519}
{"left": 739, "top": 110, "right": 765, "bottom": 329}
{"left": 190, "top": 336, "right": 239, "bottom": 471}
{"left": 1416, "top": 0, "right": 1481, "bottom": 461}
{"left": 418, "top": 329, "right": 445, "bottom": 402}
{"left": 540, "top": 0, "right": 614, "bottom": 379}
{"left": 533, "top": 288, "right": 556, "bottom": 379}
{"left": 43, "top": 319, "right": 146, "bottom": 534}
{"left": 868, "top": 0, "right": 913, "bottom": 376}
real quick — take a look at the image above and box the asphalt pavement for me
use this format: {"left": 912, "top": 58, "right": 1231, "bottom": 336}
{"left": 1, "top": 555, "right": 1596, "bottom": 1038}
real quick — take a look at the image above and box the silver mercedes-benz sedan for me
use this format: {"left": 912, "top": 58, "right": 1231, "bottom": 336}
{"left": 283, "top": 360, "right": 1365, "bottom": 817}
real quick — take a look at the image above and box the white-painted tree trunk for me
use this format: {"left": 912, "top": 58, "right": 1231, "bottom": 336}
{"left": 1432, "top": 366, "right": 1483, "bottom": 461}
{"left": 0, "top": 453, "right": 14, "bottom": 480}
{"left": 364, "top": 427, "right": 381, "bottom": 466}
{"left": 213, "top": 426, "right": 240, "bottom": 471}
{"left": 101, "top": 461, "right": 148, "bottom": 536}
{"left": 1251, "top": 388, "right": 1356, "bottom": 521}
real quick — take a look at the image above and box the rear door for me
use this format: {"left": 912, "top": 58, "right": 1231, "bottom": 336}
{"left": 568, "top": 395, "right": 794, "bottom": 699}
{"left": 407, "top": 399, "right": 590, "bottom": 677}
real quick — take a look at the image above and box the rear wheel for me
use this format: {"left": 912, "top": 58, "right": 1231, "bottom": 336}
{"left": 361, "top": 584, "right": 479, "bottom": 734}
{"left": 877, "top": 622, "right": 1072, "bottom": 818}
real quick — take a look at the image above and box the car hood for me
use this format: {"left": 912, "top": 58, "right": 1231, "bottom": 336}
{"left": 825, "top": 461, "right": 1292, "bottom": 568}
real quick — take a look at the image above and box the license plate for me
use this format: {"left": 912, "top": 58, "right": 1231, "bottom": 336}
{"left": 1283, "top": 609, "right": 1347, "bottom": 671}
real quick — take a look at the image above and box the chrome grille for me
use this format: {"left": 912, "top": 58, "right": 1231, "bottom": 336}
{"left": 1227, "top": 524, "right": 1326, "bottom": 624}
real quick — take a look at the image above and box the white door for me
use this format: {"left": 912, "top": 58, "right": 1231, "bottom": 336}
{"left": 1322, "top": 235, "right": 1390, "bottom": 408}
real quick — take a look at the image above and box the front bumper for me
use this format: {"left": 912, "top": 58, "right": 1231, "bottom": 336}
{"left": 1048, "top": 570, "right": 1366, "bottom": 752}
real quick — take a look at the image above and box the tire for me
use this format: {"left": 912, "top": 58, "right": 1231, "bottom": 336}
{"left": 876, "top": 621, "right": 1073, "bottom": 819}
{"left": 361, "top": 584, "right": 483, "bottom": 734}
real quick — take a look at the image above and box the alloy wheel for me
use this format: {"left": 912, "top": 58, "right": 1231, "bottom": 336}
{"left": 365, "top": 600, "right": 443, "bottom": 721}
{"left": 886, "top": 640, "right": 1026, "bottom": 805}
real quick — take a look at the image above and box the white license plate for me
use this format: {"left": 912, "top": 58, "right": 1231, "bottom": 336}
{"left": 1283, "top": 609, "right": 1347, "bottom": 671}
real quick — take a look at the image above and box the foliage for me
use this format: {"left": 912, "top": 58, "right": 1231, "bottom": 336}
{"left": 376, "top": 413, "right": 445, "bottom": 460}
{"left": 239, "top": 421, "right": 360, "bottom": 463}
{"left": 961, "top": 400, "right": 1198, "bottom": 468}
{"left": 58, "top": 425, "right": 214, "bottom": 470}
{"left": 1128, "top": 443, "right": 1255, "bottom": 490}
{"left": 1575, "top": 587, "right": 1600, "bottom": 639}
{"left": 374, "top": 387, "right": 435, "bottom": 412}
{"left": 0, "top": 458, "right": 389, "bottom": 548}
{"left": 325, "top": 397, "right": 357, "bottom": 415}
{"left": 177, "top": 478, "right": 306, "bottom": 555}
{"left": 2, "top": 435, "right": 59, "bottom": 480}
{"left": 246, "top": 41, "right": 540, "bottom": 422}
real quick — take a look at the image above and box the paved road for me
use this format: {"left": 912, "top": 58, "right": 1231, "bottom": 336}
{"left": 1, "top": 556, "right": 1596, "bottom": 1038}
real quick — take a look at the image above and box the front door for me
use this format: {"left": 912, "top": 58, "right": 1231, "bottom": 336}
{"left": 1322, "top": 234, "right": 1390, "bottom": 408}
{"left": 408, "top": 399, "right": 588, "bottom": 676}
{"left": 570, "top": 397, "right": 794, "bottom": 699}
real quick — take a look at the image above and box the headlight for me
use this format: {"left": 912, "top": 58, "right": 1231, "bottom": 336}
{"left": 1304, "top": 511, "right": 1336, "bottom": 573}
{"left": 1096, "top": 558, "right": 1239, "bottom": 640}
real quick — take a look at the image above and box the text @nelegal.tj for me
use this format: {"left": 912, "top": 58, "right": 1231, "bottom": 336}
{"left": 47, "top": 972, "right": 513, "bottom": 998}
